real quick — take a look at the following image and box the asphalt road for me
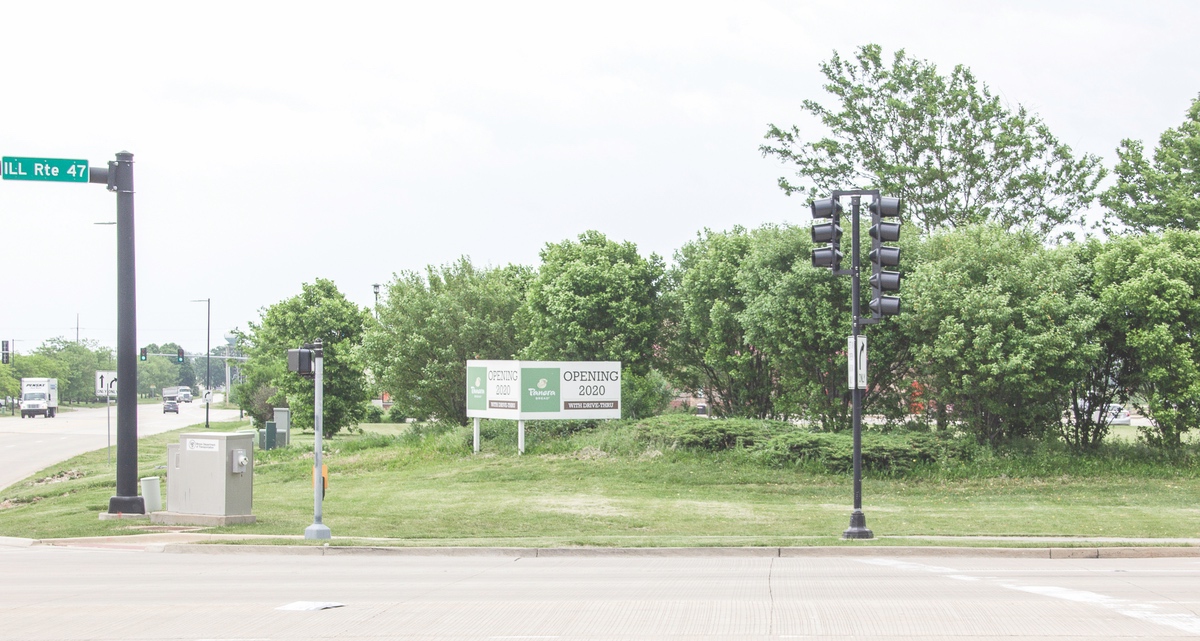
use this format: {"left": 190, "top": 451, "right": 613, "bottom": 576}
{"left": 0, "top": 400, "right": 242, "bottom": 492}
{"left": 0, "top": 545, "right": 1197, "bottom": 639}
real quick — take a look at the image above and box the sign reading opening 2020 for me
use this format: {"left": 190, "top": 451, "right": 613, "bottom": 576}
{"left": 466, "top": 360, "right": 621, "bottom": 420}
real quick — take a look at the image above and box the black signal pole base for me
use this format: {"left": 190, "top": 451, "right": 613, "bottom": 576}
{"left": 107, "top": 495, "right": 146, "bottom": 515}
{"left": 842, "top": 509, "right": 874, "bottom": 540}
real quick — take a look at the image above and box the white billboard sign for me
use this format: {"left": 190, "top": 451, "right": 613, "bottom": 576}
{"left": 466, "top": 360, "right": 622, "bottom": 420}
{"left": 466, "top": 360, "right": 520, "bottom": 420}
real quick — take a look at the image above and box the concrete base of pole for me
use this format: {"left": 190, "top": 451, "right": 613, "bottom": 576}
{"left": 106, "top": 495, "right": 146, "bottom": 515}
{"left": 98, "top": 511, "right": 149, "bottom": 521}
{"left": 842, "top": 509, "right": 874, "bottom": 540}
{"left": 304, "top": 523, "right": 332, "bottom": 540}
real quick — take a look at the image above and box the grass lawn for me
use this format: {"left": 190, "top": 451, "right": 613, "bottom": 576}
{"left": 0, "top": 416, "right": 1197, "bottom": 546}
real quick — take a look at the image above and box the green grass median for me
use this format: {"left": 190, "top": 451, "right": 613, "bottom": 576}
{"left": 0, "top": 416, "right": 1197, "bottom": 546}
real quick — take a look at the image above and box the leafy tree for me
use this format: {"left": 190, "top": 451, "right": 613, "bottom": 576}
{"left": 522, "top": 231, "right": 666, "bottom": 420}
{"left": 361, "top": 258, "right": 530, "bottom": 426}
{"left": 1093, "top": 230, "right": 1200, "bottom": 448}
{"left": 32, "top": 338, "right": 115, "bottom": 403}
{"left": 1061, "top": 239, "right": 1129, "bottom": 449}
{"left": 240, "top": 279, "right": 369, "bottom": 437}
{"left": 12, "top": 353, "right": 68, "bottom": 389}
{"left": 663, "top": 226, "right": 779, "bottom": 418}
{"left": 189, "top": 348, "right": 229, "bottom": 391}
{"left": 523, "top": 230, "right": 664, "bottom": 374}
{"left": 1101, "top": 95, "right": 1200, "bottom": 232}
{"left": 906, "top": 225, "right": 1099, "bottom": 445}
{"left": 761, "top": 44, "right": 1104, "bottom": 237}
{"left": 0, "top": 362, "right": 18, "bottom": 401}
{"left": 736, "top": 224, "right": 882, "bottom": 429}
{"left": 137, "top": 353, "right": 179, "bottom": 398}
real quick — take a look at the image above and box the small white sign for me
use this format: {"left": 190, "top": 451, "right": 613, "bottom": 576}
{"left": 847, "top": 335, "right": 867, "bottom": 389}
{"left": 95, "top": 370, "right": 118, "bottom": 396}
{"left": 185, "top": 438, "right": 219, "bottom": 452}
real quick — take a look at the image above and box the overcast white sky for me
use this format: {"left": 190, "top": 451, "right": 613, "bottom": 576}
{"left": 2, "top": 0, "right": 1197, "bottom": 356}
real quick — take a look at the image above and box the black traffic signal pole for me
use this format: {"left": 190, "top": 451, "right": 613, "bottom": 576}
{"left": 840, "top": 190, "right": 873, "bottom": 539}
{"left": 93, "top": 152, "right": 145, "bottom": 515}
{"left": 819, "top": 188, "right": 894, "bottom": 539}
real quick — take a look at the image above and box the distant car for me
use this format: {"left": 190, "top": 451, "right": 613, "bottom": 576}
{"left": 163, "top": 399, "right": 179, "bottom": 414}
{"left": 1103, "top": 404, "right": 1131, "bottom": 426}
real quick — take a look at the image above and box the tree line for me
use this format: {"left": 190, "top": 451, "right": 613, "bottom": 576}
{"left": 0, "top": 339, "right": 226, "bottom": 404}
{"left": 231, "top": 45, "right": 1200, "bottom": 450}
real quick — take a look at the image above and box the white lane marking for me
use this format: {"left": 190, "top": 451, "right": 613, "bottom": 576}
{"left": 1006, "top": 584, "right": 1200, "bottom": 634}
{"left": 860, "top": 558, "right": 1200, "bottom": 635}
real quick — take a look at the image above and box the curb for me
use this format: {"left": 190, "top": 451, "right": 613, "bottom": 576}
{"left": 153, "top": 544, "right": 1200, "bottom": 559}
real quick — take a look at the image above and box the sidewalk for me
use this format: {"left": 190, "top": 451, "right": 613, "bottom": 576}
{"left": 4, "top": 532, "right": 1198, "bottom": 558}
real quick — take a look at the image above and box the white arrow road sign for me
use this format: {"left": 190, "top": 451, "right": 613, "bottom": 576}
{"left": 847, "top": 336, "right": 867, "bottom": 390}
{"left": 95, "top": 370, "right": 118, "bottom": 396}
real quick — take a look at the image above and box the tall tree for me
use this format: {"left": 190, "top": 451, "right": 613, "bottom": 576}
{"left": 1101, "top": 95, "right": 1200, "bottom": 232}
{"left": 522, "top": 230, "right": 666, "bottom": 418}
{"left": 361, "top": 258, "right": 530, "bottom": 425}
{"left": 663, "top": 226, "right": 779, "bottom": 418}
{"left": 1093, "top": 230, "right": 1200, "bottom": 449}
{"left": 33, "top": 338, "right": 115, "bottom": 403}
{"left": 906, "top": 225, "right": 1098, "bottom": 445}
{"left": 523, "top": 230, "right": 664, "bottom": 374}
{"left": 761, "top": 44, "right": 1104, "bottom": 237}
{"left": 240, "top": 279, "right": 369, "bottom": 437}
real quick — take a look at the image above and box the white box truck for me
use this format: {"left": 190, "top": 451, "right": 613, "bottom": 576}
{"left": 20, "top": 378, "right": 59, "bottom": 418}
{"left": 162, "top": 386, "right": 181, "bottom": 402}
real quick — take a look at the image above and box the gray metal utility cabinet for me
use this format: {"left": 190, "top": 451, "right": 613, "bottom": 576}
{"left": 151, "top": 432, "right": 256, "bottom": 526}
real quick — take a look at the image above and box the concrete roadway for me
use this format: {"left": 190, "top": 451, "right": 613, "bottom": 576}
{"left": 0, "top": 545, "right": 1198, "bottom": 639}
{"left": 0, "top": 400, "right": 242, "bottom": 492}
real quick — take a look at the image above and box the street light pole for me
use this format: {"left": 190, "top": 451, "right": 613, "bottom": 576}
{"left": 105, "top": 151, "right": 144, "bottom": 516}
{"left": 191, "top": 298, "right": 210, "bottom": 429}
{"left": 372, "top": 283, "right": 381, "bottom": 319}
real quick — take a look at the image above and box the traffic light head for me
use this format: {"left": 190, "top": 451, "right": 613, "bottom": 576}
{"left": 287, "top": 348, "right": 315, "bottom": 379}
{"left": 139, "top": 347, "right": 148, "bottom": 361}
{"left": 1, "top": 341, "right": 8, "bottom": 365}
{"left": 868, "top": 195, "right": 904, "bottom": 318}
{"left": 870, "top": 196, "right": 902, "bottom": 218}
{"left": 176, "top": 348, "right": 185, "bottom": 363}
{"left": 810, "top": 197, "right": 844, "bottom": 271}
{"left": 811, "top": 198, "right": 843, "bottom": 219}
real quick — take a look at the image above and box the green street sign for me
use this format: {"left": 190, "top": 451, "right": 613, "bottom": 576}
{"left": 2, "top": 156, "right": 89, "bottom": 183}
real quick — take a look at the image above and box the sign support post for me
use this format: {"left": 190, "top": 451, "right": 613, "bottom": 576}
{"left": 305, "top": 340, "right": 331, "bottom": 540}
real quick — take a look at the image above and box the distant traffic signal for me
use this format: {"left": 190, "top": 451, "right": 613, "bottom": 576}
{"left": 1, "top": 340, "right": 8, "bottom": 365}
{"left": 176, "top": 348, "right": 185, "bottom": 364}
{"left": 810, "top": 197, "right": 844, "bottom": 271}
{"left": 139, "top": 347, "right": 148, "bottom": 361}
{"left": 868, "top": 196, "right": 903, "bottom": 317}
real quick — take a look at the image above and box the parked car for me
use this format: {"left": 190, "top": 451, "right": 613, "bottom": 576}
{"left": 163, "top": 399, "right": 179, "bottom": 414}
{"left": 1102, "top": 404, "right": 1131, "bottom": 426}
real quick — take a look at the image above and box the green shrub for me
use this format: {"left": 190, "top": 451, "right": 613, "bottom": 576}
{"left": 385, "top": 405, "right": 408, "bottom": 423}
{"left": 756, "top": 429, "right": 972, "bottom": 475}
{"left": 632, "top": 415, "right": 781, "bottom": 450}
{"left": 363, "top": 404, "right": 384, "bottom": 424}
